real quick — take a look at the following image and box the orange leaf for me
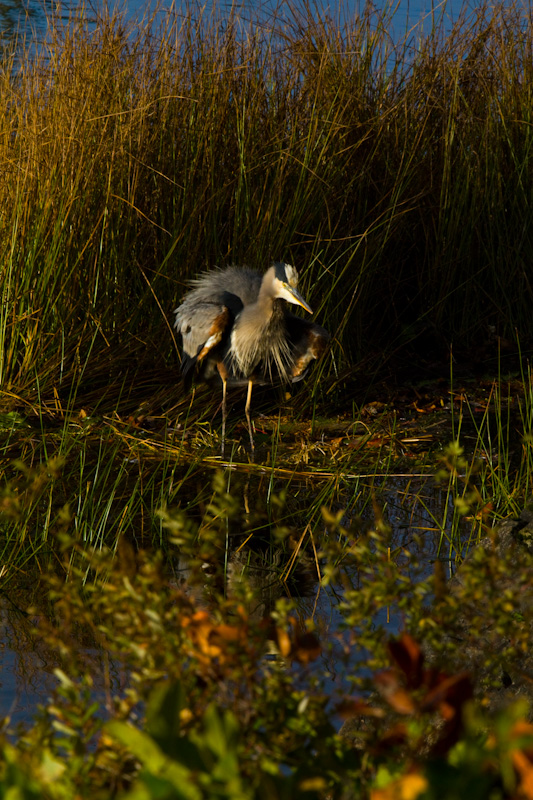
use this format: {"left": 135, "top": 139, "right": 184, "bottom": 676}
{"left": 371, "top": 772, "right": 428, "bottom": 800}
{"left": 375, "top": 671, "right": 416, "bottom": 714}
{"left": 276, "top": 629, "right": 292, "bottom": 658}
{"left": 513, "top": 750, "right": 533, "bottom": 799}
{"left": 336, "top": 698, "right": 386, "bottom": 719}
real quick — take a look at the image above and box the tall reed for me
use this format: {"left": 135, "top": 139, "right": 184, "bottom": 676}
{"left": 0, "top": 0, "right": 531, "bottom": 408}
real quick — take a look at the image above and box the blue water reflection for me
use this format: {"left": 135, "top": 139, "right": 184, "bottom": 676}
{"left": 0, "top": 0, "right": 499, "bottom": 50}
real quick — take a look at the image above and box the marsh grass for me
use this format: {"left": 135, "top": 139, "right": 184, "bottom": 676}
{"left": 0, "top": 410, "right": 370, "bottom": 574}
{"left": 0, "top": 0, "right": 532, "bottom": 415}
{"left": 0, "top": 390, "right": 523, "bottom": 576}
{"left": 0, "top": 0, "right": 533, "bottom": 572}
{"left": 2, "top": 335, "right": 533, "bottom": 571}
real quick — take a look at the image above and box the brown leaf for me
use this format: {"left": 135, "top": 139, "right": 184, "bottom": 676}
{"left": 336, "top": 698, "right": 386, "bottom": 719}
{"left": 388, "top": 634, "right": 424, "bottom": 689}
{"left": 292, "top": 631, "right": 321, "bottom": 665}
{"left": 375, "top": 671, "right": 417, "bottom": 714}
{"left": 378, "top": 722, "right": 409, "bottom": 748}
{"left": 421, "top": 672, "right": 473, "bottom": 714}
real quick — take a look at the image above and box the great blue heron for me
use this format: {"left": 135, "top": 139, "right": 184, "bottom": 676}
{"left": 174, "top": 261, "right": 329, "bottom": 455}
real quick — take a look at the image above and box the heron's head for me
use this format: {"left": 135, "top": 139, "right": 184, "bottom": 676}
{"left": 268, "top": 262, "right": 313, "bottom": 313}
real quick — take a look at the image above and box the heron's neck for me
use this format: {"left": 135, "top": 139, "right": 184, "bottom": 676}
{"left": 255, "top": 288, "right": 283, "bottom": 324}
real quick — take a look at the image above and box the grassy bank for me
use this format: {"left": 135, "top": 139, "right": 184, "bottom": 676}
{"left": 0, "top": 0, "right": 532, "bottom": 412}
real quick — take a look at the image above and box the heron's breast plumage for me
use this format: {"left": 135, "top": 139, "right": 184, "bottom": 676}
{"left": 229, "top": 301, "right": 291, "bottom": 381}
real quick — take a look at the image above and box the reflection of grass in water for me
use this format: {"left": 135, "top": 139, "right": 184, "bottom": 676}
{"left": 1, "top": 357, "right": 533, "bottom": 577}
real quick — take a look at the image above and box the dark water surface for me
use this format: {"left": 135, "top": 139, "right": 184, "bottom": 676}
{"left": 0, "top": 462, "right": 463, "bottom": 728}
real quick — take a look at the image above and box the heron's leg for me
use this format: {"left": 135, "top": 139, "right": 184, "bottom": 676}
{"left": 245, "top": 379, "right": 254, "bottom": 456}
{"left": 216, "top": 361, "right": 229, "bottom": 457}
{"left": 221, "top": 377, "right": 227, "bottom": 457}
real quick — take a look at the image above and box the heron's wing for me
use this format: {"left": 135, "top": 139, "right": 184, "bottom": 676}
{"left": 187, "top": 268, "right": 262, "bottom": 308}
{"left": 174, "top": 272, "right": 254, "bottom": 384}
{"left": 196, "top": 306, "right": 232, "bottom": 362}
{"left": 175, "top": 301, "right": 235, "bottom": 384}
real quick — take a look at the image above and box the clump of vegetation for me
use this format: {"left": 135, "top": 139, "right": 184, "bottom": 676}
{"left": 0, "top": 0, "right": 532, "bottom": 413}
{"left": 1, "top": 467, "right": 533, "bottom": 798}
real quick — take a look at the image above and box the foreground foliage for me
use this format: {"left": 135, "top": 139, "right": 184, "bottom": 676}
{"left": 1, "top": 468, "right": 533, "bottom": 798}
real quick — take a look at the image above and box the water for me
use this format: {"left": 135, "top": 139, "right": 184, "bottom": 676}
{"left": 0, "top": 465, "right": 465, "bottom": 728}
{"left": 0, "top": 0, "right": 505, "bottom": 51}
{"left": 0, "top": 594, "right": 57, "bottom": 729}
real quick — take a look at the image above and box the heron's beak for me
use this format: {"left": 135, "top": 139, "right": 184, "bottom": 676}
{"left": 282, "top": 284, "right": 313, "bottom": 314}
